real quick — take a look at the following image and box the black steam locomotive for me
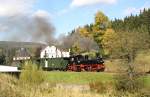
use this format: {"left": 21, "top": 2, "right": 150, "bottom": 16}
{"left": 65, "top": 55, "right": 105, "bottom": 72}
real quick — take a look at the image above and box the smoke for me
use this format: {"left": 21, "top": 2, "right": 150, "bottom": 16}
{"left": 27, "top": 12, "right": 56, "bottom": 44}
{"left": 59, "top": 31, "right": 99, "bottom": 51}
{"left": 0, "top": 13, "right": 55, "bottom": 44}
{"left": 0, "top": 0, "right": 97, "bottom": 51}
{"left": 0, "top": 10, "right": 97, "bottom": 52}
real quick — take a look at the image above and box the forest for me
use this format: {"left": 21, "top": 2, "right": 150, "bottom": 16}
{"left": 62, "top": 8, "right": 150, "bottom": 62}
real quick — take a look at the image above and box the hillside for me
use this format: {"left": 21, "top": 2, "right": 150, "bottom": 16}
{"left": 0, "top": 41, "right": 46, "bottom": 48}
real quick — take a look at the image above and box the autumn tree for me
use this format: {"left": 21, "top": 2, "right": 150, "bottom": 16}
{"left": 103, "top": 30, "right": 149, "bottom": 82}
{"left": 107, "top": 31, "right": 149, "bottom": 93}
{"left": 103, "top": 30, "right": 148, "bottom": 62}
{"left": 101, "top": 29, "right": 117, "bottom": 56}
{"left": 78, "top": 11, "right": 113, "bottom": 55}
{"left": 66, "top": 9, "right": 150, "bottom": 57}
{"left": 70, "top": 42, "right": 81, "bottom": 55}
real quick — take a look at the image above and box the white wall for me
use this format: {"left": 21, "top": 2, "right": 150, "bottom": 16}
{"left": 0, "top": 65, "right": 18, "bottom": 72}
{"left": 62, "top": 52, "right": 70, "bottom": 57}
{"left": 40, "top": 46, "right": 70, "bottom": 59}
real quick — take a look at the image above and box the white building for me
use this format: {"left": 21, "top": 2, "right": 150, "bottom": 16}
{"left": 40, "top": 46, "right": 70, "bottom": 59}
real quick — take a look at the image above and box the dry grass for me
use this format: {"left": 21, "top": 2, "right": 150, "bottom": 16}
{"left": 0, "top": 74, "right": 23, "bottom": 97}
{"left": 0, "top": 73, "right": 150, "bottom": 97}
{"left": 0, "top": 74, "right": 106, "bottom": 97}
{"left": 105, "top": 59, "right": 127, "bottom": 73}
{"left": 134, "top": 51, "right": 150, "bottom": 73}
{"left": 105, "top": 50, "right": 150, "bottom": 73}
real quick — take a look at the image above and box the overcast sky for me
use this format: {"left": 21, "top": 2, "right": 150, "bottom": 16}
{"left": 0, "top": 0, "right": 149, "bottom": 41}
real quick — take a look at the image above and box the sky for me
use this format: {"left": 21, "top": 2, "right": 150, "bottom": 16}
{"left": 0, "top": 0, "right": 149, "bottom": 41}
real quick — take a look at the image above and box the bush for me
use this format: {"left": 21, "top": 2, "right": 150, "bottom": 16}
{"left": 114, "top": 73, "right": 144, "bottom": 93}
{"left": 0, "top": 74, "right": 24, "bottom": 97}
{"left": 89, "top": 81, "right": 107, "bottom": 93}
{"left": 19, "top": 61, "right": 45, "bottom": 85}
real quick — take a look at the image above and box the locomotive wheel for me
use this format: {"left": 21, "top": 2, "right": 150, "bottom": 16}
{"left": 97, "top": 68, "right": 105, "bottom": 72}
{"left": 87, "top": 66, "right": 92, "bottom": 72}
{"left": 97, "top": 69, "right": 100, "bottom": 72}
{"left": 77, "top": 68, "right": 81, "bottom": 72}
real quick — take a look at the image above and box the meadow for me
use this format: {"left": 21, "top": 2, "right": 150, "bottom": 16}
{"left": 46, "top": 72, "right": 114, "bottom": 84}
{"left": 0, "top": 72, "right": 150, "bottom": 97}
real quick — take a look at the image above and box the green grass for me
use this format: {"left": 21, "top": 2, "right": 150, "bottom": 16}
{"left": 46, "top": 72, "right": 150, "bottom": 87}
{"left": 46, "top": 72, "right": 114, "bottom": 84}
{"left": 143, "top": 74, "right": 150, "bottom": 87}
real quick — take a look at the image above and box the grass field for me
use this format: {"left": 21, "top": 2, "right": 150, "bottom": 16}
{"left": 143, "top": 74, "right": 150, "bottom": 87}
{"left": 46, "top": 72, "right": 114, "bottom": 84}
{"left": 46, "top": 72, "right": 150, "bottom": 86}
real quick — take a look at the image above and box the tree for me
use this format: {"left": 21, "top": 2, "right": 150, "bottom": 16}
{"left": 111, "top": 19, "right": 124, "bottom": 31}
{"left": 0, "top": 54, "right": 6, "bottom": 64}
{"left": 112, "top": 8, "right": 150, "bottom": 34}
{"left": 94, "top": 11, "right": 109, "bottom": 29}
{"left": 0, "top": 48, "right": 6, "bottom": 64}
{"left": 92, "top": 11, "right": 112, "bottom": 55}
{"left": 70, "top": 42, "right": 81, "bottom": 55}
{"left": 5, "top": 48, "right": 16, "bottom": 65}
{"left": 140, "top": 8, "right": 150, "bottom": 34}
{"left": 102, "top": 30, "right": 149, "bottom": 79}
{"left": 103, "top": 30, "right": 148, "bottom": 62}
{"left": 102, "top": 29, "right": 149, "bottom": 93}
{"left": 79, "top": 26, "right": 91, "bottom": 37}
{"left": 67, "top": 11, "right": 113, "bottom": 56}
{"left": 102, "top": 29, "right": 116, "bottom": 56}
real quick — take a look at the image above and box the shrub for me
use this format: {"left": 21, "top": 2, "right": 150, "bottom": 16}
{"left": 89, "top": 81, "right": 107, "bottom": 93}
{"left": 0, "top": 74, "right": 24, "bottom": 97}
{"left": 19, "top": 61, "right": 45, "bottom": 85}
{"left": 114, "top": 73, "right": 144, "bottom": 93}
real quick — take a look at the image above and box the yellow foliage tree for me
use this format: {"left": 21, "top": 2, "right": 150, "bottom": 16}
{"left": 92, "top": 11, "right": 112, "bottom": 55}
{"left": 102, "top": 29, "right": 117, "bottom": 55}
{"left": 95, "top": 11, "right": 109, "bottom": 26}
{"left": 71, "top": 42, "right": 81, "bottom": 55}
{"left": 79, "top": 27, "right": 89, "bottom": 37}
{"left": 74, "top": 11, "right": 113, "bottom": 55}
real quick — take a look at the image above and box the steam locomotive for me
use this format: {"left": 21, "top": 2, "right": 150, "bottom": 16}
{"left": 42, "top": 54, "right": 105, "bottom": 72}
{"left": 64, "top": 55, "right": 105, "bottom": 72}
